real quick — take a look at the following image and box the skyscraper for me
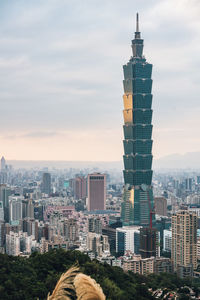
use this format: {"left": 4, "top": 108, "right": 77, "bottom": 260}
{"left": 154, "top": 197, "right": 167, "bottom": 216}
{"left": 9, "top": 196, "right": 23, "bottom": 223}
{"left": 41, "top": 173, "right": 51, "bottom": 196}
{"left": 88, "top": 173, "right": 106, "bottom": 211}
{"left": 139, "top": 227, "right": 157, "bottom": 258}
{"left": 121, "top": 14, "right": 154, "bottom": 227}
{"left": 1, "top": 156, "right": 6, "bottom": 171}
{"left": 172, "top": 210, "right": 197, "bottom": 277}
{"left": 0, "top": 201, "right": 4, "bottom": 221}
{"left": 74, "top": 176, "right": 87, "bottom": 200}
{"left": 116, "top": 226, "right": 141, "bottom": 255}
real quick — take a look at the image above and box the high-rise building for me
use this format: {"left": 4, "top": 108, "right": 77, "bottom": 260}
{"left": 0, "top": 221, "right": 5, "bottom": 247}
{"left": 185, "top": 178, "right": 192, "bottom": 191}
{"left": 74, "top": 176, "right": 87, "bottom": 200}
{"left": 0, "top": 157, "right": 7, "bottom": 184}
{"left": 88, "top": 217, "right": 102, "bottom": 234}
{"left": 0, "top": 185, "right": 12, "bottom": 222}
{"left": 172, "top": 210, "right": 197, "bottom": 275}
{"left": 64, "top": 218, "right": 79, "bottom": 243}
{"left": 154, "top": 197, "right": 167, "bottom": 216}
{"left": 0, "top": 201, "right": 4, "bottom": 221}
{"left": 6, "top": 231, "right": 20, "bottom": 256}
{"left": 9, "top": 196, "right": 23, "bottom": 223}
{"left": 163, "top": 229, "right": 172, "bottom": 253}
{"left": 22, "top": 199, "right": 34, "bottom": 219}
{"left": 87, "top": 232, "right": 110, "bottom": 257}
{"left": 41, "top": 173, "right": 51, "bottom": 195}
{"left": 23, "top": 218, "right": 39, "bottom": 240}
{"left": 88, "top": 173, "right": 106, "bottom": 211}
{"left": 116, "top": 226, "right": 141, "bottom": 255}
{"left": 1, "top": 156, "right": 6, "bottom": 171}
{"left": 139, "top": 227, "right": 157, "bottom": 258}
{"left": 121, "top": 14, "right": 154, "bottom": 227}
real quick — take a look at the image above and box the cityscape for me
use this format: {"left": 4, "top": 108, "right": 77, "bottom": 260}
{"left": 1, "top": 1, "right": 200, "bottom": 300}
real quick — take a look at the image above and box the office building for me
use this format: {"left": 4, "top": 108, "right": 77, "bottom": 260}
{"left": 41, "top": 173, "right": 51, "bottom": 195}
{"left": 185, "top": 178, "right": 192, "bottom": 191}
{"left": 121, "top": 14, "right": 154, "bottom": 226}
{"left": 88, "top": 217, "right": 102, "bottom": 234}
{"left": 22, "top": 199, "right": 34, "bottom": 219}
{"left": 9, "top": 196, "right": 23, "bottom": 223}
{"left": 116, "top": 226, "right": 141, "bottom": 255}
{"left": 172, "top": 210, "right": 197, "bottom": 274}
{"left": 87, "top": 232, "right": 110, "bottom": 257}
{"left": 154, "top": 197, "right": 167, "bottom": 216}
{"left": 1, "top": 156, "right": 6, "bottom": 171}
{"left": 139, "top": 227, "right": 157, "bottom": 258}
{"left": 0, "top": 185, "right": 11, "bottom": 222}
{"left": 74, "top": 176, "right": 87, "bottom": 199}
{"left": 6, "top": 231, "right": 20, "bottom": 256}
{"left": 155, "top": 216, "right": 171, "bottom": 252}
{"left": 23, "top": 219, "right": 39, "bottom": 240}
{"left": 163, "top": 229, "right": 172, "bottom": 253}
{"left": 88, "top": 173, "right": 106, "bottom": 211}
{"left": 0, "top": 201, "right": 4, "bottom": 221}
{"left": 102, "top": 226, "right": 117, "bottom": 253}
{"left": 64, "top": 218, "right": 79, "bottom": 243}
{"left": 0, "top": 221, "right": 4, "bottom": 247}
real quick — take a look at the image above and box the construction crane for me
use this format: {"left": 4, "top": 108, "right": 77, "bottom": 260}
{"left": 147, "top": 190, "right": 155, "bottom": 229}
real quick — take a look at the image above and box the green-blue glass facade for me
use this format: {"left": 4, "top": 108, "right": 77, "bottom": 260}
{"left": 121, "top": 14, "right": 155, "bottom": 227}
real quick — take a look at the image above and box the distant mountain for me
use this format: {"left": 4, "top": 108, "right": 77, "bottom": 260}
{"left": 7, "top": 160, "right": 123, "bottom": 170}
{"left": 153, "top": 152, "right": 200, "bottom": 169}
{"left": 6, "top": 152, "right": 200, "bottom": 170}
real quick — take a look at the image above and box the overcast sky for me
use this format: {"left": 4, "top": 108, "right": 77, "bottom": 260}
{"left": 0, "top": 0, "right": 200, "bottom": 161}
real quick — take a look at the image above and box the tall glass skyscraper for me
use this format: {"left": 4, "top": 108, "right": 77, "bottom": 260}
{"left": 121, "top": 14, "right": 155, "bottom": 227}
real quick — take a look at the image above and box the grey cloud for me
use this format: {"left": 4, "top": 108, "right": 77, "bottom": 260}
{"left": 0, "top": 0, "right": 199, "bottom": 158}
{"left": 22, "top": 131, "right": 60, "bottom": 138}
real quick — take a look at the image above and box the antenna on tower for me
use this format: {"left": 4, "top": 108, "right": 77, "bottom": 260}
{"left": 136, "top": 12, "right": 139, "bottom": 32}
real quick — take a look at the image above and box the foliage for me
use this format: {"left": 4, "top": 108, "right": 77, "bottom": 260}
{"left": 0, "top": 250, "right": 199, "bottom": 300}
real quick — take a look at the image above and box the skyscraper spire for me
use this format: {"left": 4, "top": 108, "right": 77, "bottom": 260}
{"left": 132, "top": 13, "right": 143, "bottom": 57}
{"left": 135, "top": 13, "right": 141, "bottom": 39}
{"left": 136, "top": 12, "right": 139, "bottom": 32}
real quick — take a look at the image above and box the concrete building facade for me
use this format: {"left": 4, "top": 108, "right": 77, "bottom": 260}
{"left": 88, "top": 173, "right": 106, "bottom": 211}
{"left": 172, "top": 210, "right": 197, "bottom": 274}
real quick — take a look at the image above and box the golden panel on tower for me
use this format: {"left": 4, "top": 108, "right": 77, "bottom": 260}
{"left": 123, "top": 94, "right": 133, "bottom": 110}
{"left": 123, "top": 109, "right": 133, "bottom": 124}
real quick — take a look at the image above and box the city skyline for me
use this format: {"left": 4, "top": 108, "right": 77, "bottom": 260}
{"left": 0, "top": 0, "right": 200, "bottom": 160}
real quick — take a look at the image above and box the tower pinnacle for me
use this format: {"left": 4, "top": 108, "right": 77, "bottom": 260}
{"left": 136, "top": 12, "right": 139, "bottom": 32}
{"left": 132, "top": 13, "right": 143, "bottom": 57}
{"left": 135, "top": 13, "right": 141, "bottom": 39}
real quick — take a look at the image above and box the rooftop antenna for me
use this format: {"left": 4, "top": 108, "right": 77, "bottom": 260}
{"left": 136, "top": 12, "right": 139, "bottom": 32}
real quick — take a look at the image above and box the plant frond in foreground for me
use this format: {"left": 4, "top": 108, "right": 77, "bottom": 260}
{"left": 47, "top": 266, "right": 79, "bottom": 300}
{"left": 74, "top": 273, "right": 106, "bottom": 300}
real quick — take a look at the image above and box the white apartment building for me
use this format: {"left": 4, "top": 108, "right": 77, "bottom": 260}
{"left": 116, "top": 226, "right": 141, "bottom": 254}
{"left": 163, "top": 229, "right": 172, "bottom": 252}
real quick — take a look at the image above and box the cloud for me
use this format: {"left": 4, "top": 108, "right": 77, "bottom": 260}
{"left": 0, "top": 0, "right": 199, "bottom": 159}
{"left": 22, "top": 131, "right": 59, "bottom": 138}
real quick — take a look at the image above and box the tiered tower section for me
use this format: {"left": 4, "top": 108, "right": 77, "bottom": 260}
{"left": 121, "top": 14, "right": 155, "bottom": 227}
